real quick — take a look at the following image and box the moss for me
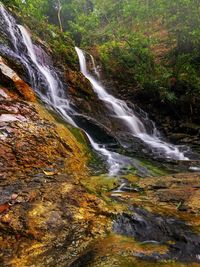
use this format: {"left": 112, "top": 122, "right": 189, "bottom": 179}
{"left": 89, "top": 234, "right": 170, "bottom": 267}
{"left": 69, "top": 127, "right": 88, "bottom": 147}
{"left": 138, "top": 158, "right": 170, "bottom": 176}
{"left": 81, "top": 175, "right": 119, "bottom": 196}
{"left": 69, "top": 127, "right": 109, "bottom": 175}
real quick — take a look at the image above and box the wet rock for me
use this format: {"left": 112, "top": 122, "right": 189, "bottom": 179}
{"left": 69, "top": 249, "right": 95, "bottom": 267}
{"left": 0, "top": 56, "right": 36, "bottom": 101}
{"left": 113, "top": 207, "right": 200, "bottom": 263}
{"left": 168, "top": 133, "right": 191, "bottom": 141}
{"left": 73, "top": 114, "right": 119, "bottom": 145}
{"left": 0, "top": 81, "right": 112, "bottom": 266}
{"left": 0, "top": 88, "right": 10, "bottom": 99}
{"left": 138, "top": 172, "right": 200, "bottom": 213}
{"left": 180, "top": 123, "right": 200, "bottom": 135}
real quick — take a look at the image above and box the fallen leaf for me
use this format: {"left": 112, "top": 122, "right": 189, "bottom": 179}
{"left": 43, "top": 170, "right": 56, "bottom": 176}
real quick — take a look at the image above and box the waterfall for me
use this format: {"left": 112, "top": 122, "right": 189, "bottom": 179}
{"left": 90, "top": 55, "right": 100, "bottom": 79}
{"left": 0, "top": 5, "right": 191, "bottom": 177}
{"left": 75, "top": 47, "right": 189, "bottom": 161}
{"left": 16, "top": 25, "right": 126, "bottom": 175}
{"left": 0, "top": 5, "right": 18, "bottom": 51}
{"left": 18, "top": 25, "right": 76, "bottom": 127}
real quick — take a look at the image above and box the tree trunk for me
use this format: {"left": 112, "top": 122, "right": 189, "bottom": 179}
{"left": 57, "top": 0, "right": 63, "bottom": 32}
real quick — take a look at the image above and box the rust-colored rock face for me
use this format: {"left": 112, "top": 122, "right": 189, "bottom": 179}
{"left": 65, "top": 68, "right": 93, "bottom": 96}
{"left": 0, "top": 56, "right": 36, "bottom": 101}
{"left": 65, "top": 69, "right": 97, "bottom": 101}
{"left": 0, "top": 83, "right": 112, "bottom": 266}
{"left": 13, "top": 79, "right": 36, "bottom": 102}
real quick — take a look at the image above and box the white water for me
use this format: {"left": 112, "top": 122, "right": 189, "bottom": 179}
{"left": 75, "top": 47, "right": 189, "bottom": 161}
{"left": 0, "top": 5, "right": 18, "bottom": 50}
{"left": 17, "top": 25, "right": 124, "bottom": 175}
{"left": 86, "top": 133, "right": 123, "bottom": 175}
{"left": 0, "top": 5, "right": 189, "bottom": 176}
{"left": 90, "top": 55, "right": 100, "bottom": 79}
{"left": 18, "top": 25, "right": 75, "bottom": 127}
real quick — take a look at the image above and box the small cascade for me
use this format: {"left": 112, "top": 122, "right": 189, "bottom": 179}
{"left": 86, "top": 133, "right": 122, "bottom": 176}
{"left": 75, "top": 47, "right": 189, "bottom": 161}
{"left": 90, "top": 54, "right": 100, "bottom": 79}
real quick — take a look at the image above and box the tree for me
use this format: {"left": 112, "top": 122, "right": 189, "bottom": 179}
{"left": 56, "top": 0, "right": 63, "bottom": 32}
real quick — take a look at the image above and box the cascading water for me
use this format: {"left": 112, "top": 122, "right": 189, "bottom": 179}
{"left": 16, "top": 25, "right": 125, "bottom": 175}
{"left": 0, "top": 5, "right": 123, "bottom": 175}
{"left": 75, "top": 47, "right": 189, "bottom": 161}
{"left": 90, "top": 54, "right": 100, "bottom": 79}
{"left": 0, "top": 4, "right": 191, "bottom": 177}
{"left": 0, "top": 5, "right": 18, "bottom": 51}
{"left": 17, "top": 25, "right": 76, "bottom": 127}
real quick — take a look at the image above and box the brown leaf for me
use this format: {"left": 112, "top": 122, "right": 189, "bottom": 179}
{"left": 43, "top": 170, "right": 56, "bottom": 176}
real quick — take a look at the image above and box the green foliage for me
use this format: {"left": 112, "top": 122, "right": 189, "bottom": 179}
{"left": 98, "top": 35, "right": 153, "bottom": 85}
{"left": 174, "top": 54, "right": 200, "bottom": 94}
{"left": 2, "top": 0, "right": 78, "bottom": 69}
{"left": 2, "top": 0, "right": 200, "bottom": 104}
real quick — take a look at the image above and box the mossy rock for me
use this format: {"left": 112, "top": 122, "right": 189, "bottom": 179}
{"left": 81, "top": 175, "right": 119, "bottom": 196}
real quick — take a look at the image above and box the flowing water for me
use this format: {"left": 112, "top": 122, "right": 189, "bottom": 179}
{"left": 0, "top": 4, "right": 192, "bottom": 176}
{"left": 90, "top": 54, "right": 100, "bottom": 79}
{"left": 0, "top": 5, "right": 18, "bottom": 51}
{"left": 75, "top": 47, "right": 189, "bottom": 161}
{"left": 18, "top": 25, "right": 76, "bottom": 127}
{"left": 17, "top": 26, "right": 128, "bottom": 175}
{"left": 1, "top": 6, "right": 200, "bottom": 265}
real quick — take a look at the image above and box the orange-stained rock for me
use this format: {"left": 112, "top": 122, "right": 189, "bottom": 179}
{"left": 0, "top": 56, "right": 36, "bottom": 101}
{"left": 13, "top": 79, "right": 35, "bottom": 101}
{"left": 0, "top": 88, "right": 113, "bottom": 267}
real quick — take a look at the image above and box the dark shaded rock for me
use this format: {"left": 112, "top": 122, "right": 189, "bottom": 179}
{"left": 69, "top": 250, "right": 96, "bottom": 267}
{"left": 73, "top": 114, "right": 119, "bottom": 145}
{"left": 113, "top": 207, "right": 200, "bottom": 263}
